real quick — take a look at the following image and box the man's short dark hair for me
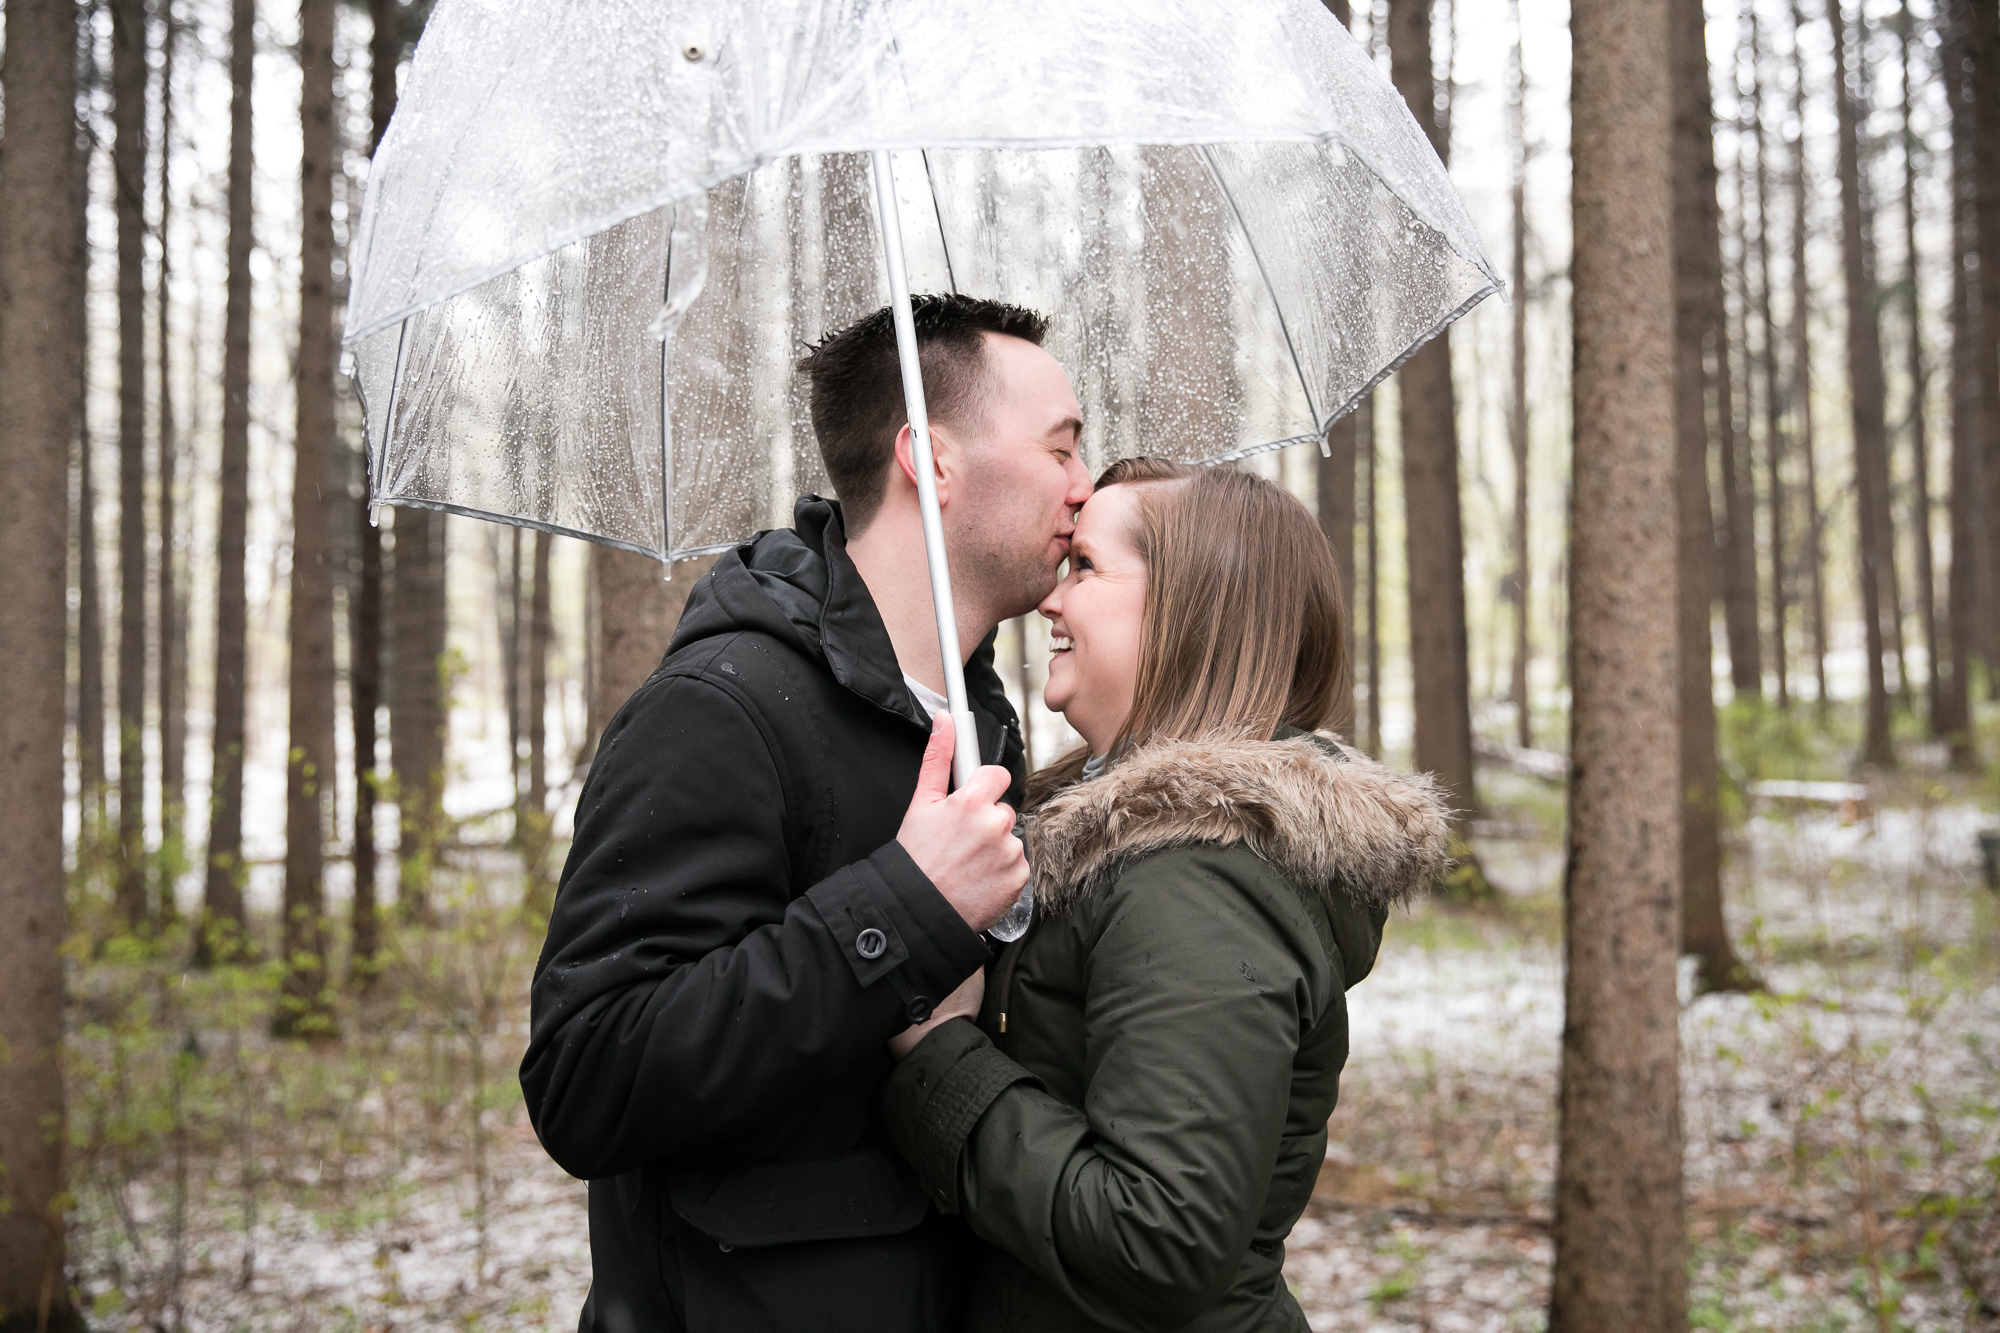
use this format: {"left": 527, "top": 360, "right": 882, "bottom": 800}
{"left": 797, "top": 294, "right": 1050, "bottom": 534}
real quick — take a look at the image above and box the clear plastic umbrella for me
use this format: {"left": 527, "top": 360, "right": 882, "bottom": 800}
{"left": 344, "top": 0, "right": 1501, "bottom": 802}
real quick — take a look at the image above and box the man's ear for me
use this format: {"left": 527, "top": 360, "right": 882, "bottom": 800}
{"left": 892, "top": 422, "right": 953, "bottom": 508}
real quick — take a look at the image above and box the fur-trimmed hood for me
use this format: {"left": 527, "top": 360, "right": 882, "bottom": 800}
{"left": 1025, "top": 732, "right": 1452, "bottom": 913}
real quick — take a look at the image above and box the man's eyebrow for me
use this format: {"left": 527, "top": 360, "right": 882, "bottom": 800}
{"left": 1051, "top": 415, "right": 1083, "bottom": 443}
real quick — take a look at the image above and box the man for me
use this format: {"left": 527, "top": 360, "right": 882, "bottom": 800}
{"left": 521, "top": 294, "right": 1093, "bottom": 1332}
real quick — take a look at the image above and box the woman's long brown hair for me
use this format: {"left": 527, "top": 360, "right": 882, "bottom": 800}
{"left": 1026, "top": 457, "right": 1350, "bottom": 806}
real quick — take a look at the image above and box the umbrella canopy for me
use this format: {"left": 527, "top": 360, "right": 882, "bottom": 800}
{"left": 344, "top": 0, "right": 1502, "bottom": 562}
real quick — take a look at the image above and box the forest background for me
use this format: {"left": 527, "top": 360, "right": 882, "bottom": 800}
{"left": 0, "top": 0, "right": 1997, "bottom": 1328}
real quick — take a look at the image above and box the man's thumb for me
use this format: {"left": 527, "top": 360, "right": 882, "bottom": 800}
{"left": 912, "top": 714, "right": 955, "bottom": 803}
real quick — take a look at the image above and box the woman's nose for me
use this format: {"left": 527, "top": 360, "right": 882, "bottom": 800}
{"left": 1038, "top": 586, "right": 1063, "bottom": 621}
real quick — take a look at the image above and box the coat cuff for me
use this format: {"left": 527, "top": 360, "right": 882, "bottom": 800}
{"left": 880, "top": 1018, "right": 1036, "bottom": 1213}
{"left": 806, "top": 842, "right": 990, "bottom": 1025}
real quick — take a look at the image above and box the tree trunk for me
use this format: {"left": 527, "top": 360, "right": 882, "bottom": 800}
{"left": 1319, "top": 421, "right": 1357, "bottom": 739}
{"left": 1552, "top": 0, "right": 1688, "bottom": 1324}
{"left": 112, "top": 0, "right": 150, "bottom": 926}
{"left": 591, "top": 552, "right": 713, "bottom": 739}
{"left": 390, "top": 507, "right": 447, "bottom": 922}
{"left": 1508, "top": 0, "right": 1533, "bottom": 752}
{"left": 1361, "top": 393, "right": 1382, "bottom": 758}
{"left": 75, "top": 77, "right": 107, "bottom": 855}
{"left": 1971, "top": 0, "right": 2000, "bottom": 698}
{"left": 1748, "top": 8, "right": 1791, "bottom": 711}
{"left": 1830, "top": 0, "right": 1899, "bottom": 768}
{"left": 1388, "top": 0, "right": 1491, "bottom": 899}
{"left": 156, "top": 0, "right": 187, "bottom": 920}
{"left": 350, "top": 0, "right": 401, "bottom": 984}
{"left": 499, "top": 526, "right": 524, "bottom": 836}
{"left": 277, "top": 0, "right": 340, "bottom": 1039}
{"left": 1939, "top": 0, "right": 1983, "bottom": 768}
{"left": 524, "top": 530, "right": 554, "bottom": 904}
{"left": 198, "top": 0, "right": 256, "bottom": 965}
{"left": 0, "top": 0, "right": 84, "bottom": 1320}
{"left": 1791, "top": 0, "right": 1833, "bottom": 714}
{"left": 1675, "top": 0, "right": 1756, "bottom": 994}
{"left": 1901, "top": 1, "right": 1940, "bottom": 728}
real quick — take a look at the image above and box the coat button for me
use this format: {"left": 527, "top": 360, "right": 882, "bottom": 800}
{"left": 856, "top": 927, "right": 887, "bottom": 959}
{"left": 907, "top": 996, "right": 932, "bottom": 1023}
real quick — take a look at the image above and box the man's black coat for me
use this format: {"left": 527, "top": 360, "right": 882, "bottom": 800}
{"left": 521, "top": 497, "right": 1027, "bottom": 1333}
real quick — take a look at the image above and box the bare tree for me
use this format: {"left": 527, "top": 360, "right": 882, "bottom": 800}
{"left": 1899, "top": 0, "right": 1940, "bottom": 726}
{"left": 1973, "top": 0, "right": 2000, "bottom": 684}
{"left": 112, "top": 0, "right": 150, "bottom": 924}
{"left": 349, "top": 0, "right": 402, "bottom": 986}
{"left": 156, "top": 0, "right": 188, "bottom": 917}
{"left": 1830, "top": 0, "right": 1898, "bottom": 767}
{"left": 390, "top": 504, "right": 448, "bottom": 922}
{"left": 1939, "top": 0, "right": 1984, "bottom": 768}
{"left": 0, "top": 0, "right": 85, "bottom": 1321}
{"left": 277, "top": 0, "right": 341, "bottom": 1037}
{"left": 1676, "top": 0, "right": 1757, "bottom": 994}
{"left": 1507, "top": 0, "right": 1533, "bottom": 750}
{"left": 1790, "top": 0, "right": 1833, "bottom": 712}
{"left": 1361, "top": 393, "right": 1383, "bottom": 758}
{"left": 1746, "top": 7, "right": 1791, "bottom": 710}
{"left": 524, "top": 531, "right": 554, "bottom": 902}
{"left": 1552, "top": 0, "right": 1688, "bottom": 1323}
{"left": 1387, "top": 0, "right": 1491, "bottom": 898}
{"left": 75, "top": 38, "right": 108, "bottom": 854}
{"left": 198, "top": 0, "right": 257, "bottom": 965}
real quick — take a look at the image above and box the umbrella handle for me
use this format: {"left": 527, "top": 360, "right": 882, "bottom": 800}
{"left": 872, "top": 150, "right": 982, "bottom": 790}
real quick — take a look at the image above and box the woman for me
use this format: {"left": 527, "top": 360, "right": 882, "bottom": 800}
{"left": 880, "top": 458, "right": 1451, "bottom": 1333}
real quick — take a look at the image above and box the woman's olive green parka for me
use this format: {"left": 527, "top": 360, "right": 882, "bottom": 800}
{"left": 882, "top": 730, "right": 1451, "bottom": 1333}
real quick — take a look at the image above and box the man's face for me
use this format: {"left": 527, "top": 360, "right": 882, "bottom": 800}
{"left": 945, "top": 333, "right": 1092, "bottom": 621}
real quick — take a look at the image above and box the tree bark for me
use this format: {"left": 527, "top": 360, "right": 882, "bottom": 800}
{"left": 1508, "top": 0, "right": 1533, "bottom": 752}
{"left": 499, "top": 526, "right": 524, "bottom": 834}
{"left": 1830, "top": 0, "right": 1899, "bottom": 768}
{"left": 1552, "top": 0, "right": 1688, "bottom": 1324}
{"left": 1971, "top": 0, "right": 2000, "bottom": 697}
{"left": 1361, "top": 394, "right": 1382, "bottom": 758}
{"left": 156, "top": 0, "right": 187, "bottom": 919}
{"left": 112, "top": 0, "right": 151, "bottom": 926}
{"left": 1748, "top": 8, "right": 1791, "bottom": 711}
{"left": 1388, "top": 0, "right": 1491, "bottom": 900}
{"left": 390, "top": 507, "right": 447, "bottom": 922}
{"left": 277, "top": 0, "right": 340, "bottom": 1038}
{"left": 0, "top": 0, "right": 84, "bottom": 1320}
{"left": 591, "top": 552, "right": 713, "bottom": 739}
{"left": 1319, "top": 422, "right": 1357, "bottom": 739}
{"left": 524, "top": 530, "right": 554, "bottom": 905}
{"left": 1900, "top": 1, "right": 1940, "bottom": 728}
{"left": 1939, "top": 0, "right": 1983, "bottom": 768}
{"left": 75, "top": 71, "right": 107, "bottom": 853}
{"left": 1791, "top": 0, "right": 1833, "bottom": 713}
{"left": 350, "top": 0, "right": 401, "bottom": 983}
{"left": 1675, "top": 0, "right": 1756, "bottom": 994}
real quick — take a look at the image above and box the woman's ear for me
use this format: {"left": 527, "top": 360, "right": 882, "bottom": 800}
{"left": 893, "top": 423, "right": 953, "bottom": 508}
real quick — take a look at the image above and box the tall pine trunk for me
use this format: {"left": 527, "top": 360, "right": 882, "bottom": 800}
{"left": 350, "top": 0, "right": 400, "bottom": 983}
{"left": 277, "top": 0, "right": 341, "bottom": 1037}
{"left": 75, "top": 63, "right": 107, "bottom": 854}
{"left": 1319, "top": 0, "right": 1358, "bottom": 740}
{"left": 1508, "top": 0, "right": 1534, "bottom": 751}
{"left": 524, "top": 530, "right": 554, "bottom": 904}
{"left": 156, "top": 0, "right": 187, "bottom": 918}
{"left": 0, "top": 0, "right": 84, "bottom": 1318}
{"left": 1748, "top": 9, "right": 1791, "bottom": 710}
{"left": 1901, "top": 1, "right": 1940, "bottom": 725}
{"left": 1831, "top": 0, "right": 1899, "bottom": 767}
{"left": 112, "top": 0, "right": 150, "bottom": 925}
{"left": 1791, "top": 0, "right": 1833, "bottom": 713}
{"left": 1388, "top": 0, "right": 1491, "bottom": 899}
{"left": 1552, "top": 0, "right": 1688, "bottom": 1322}
{"left": 1675, "top": 0, "right": 1756, "bottom": 994}
{"left": 1972, "top": 0, "right": 2000, "bottom": 694}
{"left": 199, "top": 0, "right": 256, "bottom": 965}
{"left": 1938, "top": 0, "right": 1983, "bottom": 768}
{"left": 390, "top": 506, "right": 447, "bottom": 922}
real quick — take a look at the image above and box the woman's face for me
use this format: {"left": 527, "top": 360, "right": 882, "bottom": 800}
{"left": 1039, "top": 484, "right": 1148, "bottom": 756}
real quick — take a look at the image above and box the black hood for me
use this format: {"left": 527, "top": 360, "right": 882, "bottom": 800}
{"left": 671, "top": 496, "right": 1015, "bottom": 746}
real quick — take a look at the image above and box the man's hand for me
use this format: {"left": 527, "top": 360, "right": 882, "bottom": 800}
{"left": 897, "top": 714, "right": 1027, "bottom": 933}
{"left": 889, "top": 969, "right": 985, "bottom": 1060}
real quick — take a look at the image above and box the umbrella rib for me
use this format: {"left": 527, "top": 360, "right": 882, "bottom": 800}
{"left": 919, "top": 150, "right": 960, "bottom": 295}
{"left": 1196, "top": 144, "right": 1320, "bottom": 436}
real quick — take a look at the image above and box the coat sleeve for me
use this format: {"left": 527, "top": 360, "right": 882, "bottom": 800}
{"left": 881, "top": 847, "right": 1332, "bottom": 1333}
{"left": 521, "top": 668, "right": 989, "bottom": 1181}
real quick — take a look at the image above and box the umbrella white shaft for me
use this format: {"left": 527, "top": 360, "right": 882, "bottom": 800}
{"left": 871, "top": 150, "right": 982, "bottom": 790}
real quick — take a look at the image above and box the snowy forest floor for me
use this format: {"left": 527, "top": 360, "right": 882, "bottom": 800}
{"left": 62, "top": 765, "right": 2000, "bottom": 1332}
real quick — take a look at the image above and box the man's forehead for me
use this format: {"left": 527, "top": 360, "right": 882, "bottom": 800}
{"left": 983, "top": 331, "right": 1081, "bottom": 433}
